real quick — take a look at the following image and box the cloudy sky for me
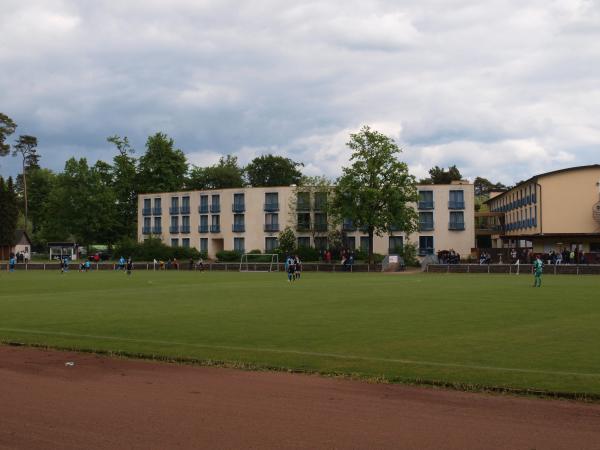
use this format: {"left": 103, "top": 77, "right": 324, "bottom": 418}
{"left": 1, "top": 0, "right": 599, "bottom": 184}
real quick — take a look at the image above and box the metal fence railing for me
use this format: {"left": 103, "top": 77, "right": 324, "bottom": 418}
{"left": 425, "top": 264, "right": 600, "bottom": 275}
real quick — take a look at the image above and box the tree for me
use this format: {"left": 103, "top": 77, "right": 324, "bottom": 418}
{"left": 137, "top": 132, "right": 188, "bottom": 193}
{"left": 187, "top": 155, "right": 245, "bottom": 190}
{"left": 12, "top": 135, "right": 38, "bottom": 231}
{"left": 278, "top": 226, "right": 296, "bottom": 255}
{"left": 107, "top": 135, "right": 139, "bottom": 239}
{"left": 245, "top": 154, "right": 303, "bottom": 187}
{"left": 420, "top": 165, "right": 463, "bottom": 184}
{"left": 473, "top": 176, "right": 508, "bottom": 197}
{"left": 0, "top": 113, "right": 17, "bottom": 157}
{"left": 26, "top": 168, "right": 56, "bottom": 241}
{"left": 330, "top": 126, "right": 419, "bottom": 263}
{"left": 0, "top": 177, "right": 19, "bottom": 259}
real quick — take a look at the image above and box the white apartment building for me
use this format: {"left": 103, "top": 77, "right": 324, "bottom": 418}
{"left": 137, "top": 182, "right": 475, "bottom": 259}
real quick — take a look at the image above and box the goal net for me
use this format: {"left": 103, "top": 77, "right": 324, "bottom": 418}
{"left": 239, "top": 253, "right": 280, "bottom": 272}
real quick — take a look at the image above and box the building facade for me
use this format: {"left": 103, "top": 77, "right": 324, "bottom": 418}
{"left": 485, "top": 165, "right": 600, "bottom": 255}
{"left": 137, "top": 182, "right": 475, "bottom": 259}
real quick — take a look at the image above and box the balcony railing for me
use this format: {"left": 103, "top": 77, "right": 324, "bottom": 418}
{"left": 152, "top": 207, "right": 162, "bottom": 215}
{"left": 198, "top": 205, "right": 209, "bottom": 214}
{"left": 198, "top": 225, "right": 209, "bottom": 233}
{"left": 169, "top": 225, "right": 179, "bottom": 233}
{"left": 296, "top": 201, "right": 311, "bottom": 212}
{"left": 152, "top": 226, "right": 162, "bottom": 234}
{"left": 180, "top": 225, "right": 190, "bottom": 234}
{"left": 232, "top": 203, "right": 245, "bottom": 213}
{"left": 264, "top": 223, "right": 280, "bottom": 232}
{"left": 264, "top": 202, "right": 279, "bottom": 212}
{"left": 180, "top": 206, "right": 191, "bottom": 214}
{"left": 210, "top": 204, "right": 221, "bottom": 213}
{"left": 232, "top": 224, "right": 245, "bottom": 232}
{"left": 314, "top": 223, "right": 328, "bottom": 232}
{"left": 419, "top": 222, "right": 434, "bottom": 231}
{"left": 142, "top": 208, "right": 152, "bottom": 216}
{"left": 418, "top": 201, "right": 434, "bottom": 210}
{"left": 448, "top": 201, "right": 465, "bottom": 210}
{"left": 142, "top": 226, "right": 152, "bottom": 234}
{"left": 169, "top": 206, "right": 180, "bottom": 215}
{"left": 449, "top": 222, "right": 465, "bottom": 230}
{"left": 210, "top": 224, "right": 221, "bottom": 233}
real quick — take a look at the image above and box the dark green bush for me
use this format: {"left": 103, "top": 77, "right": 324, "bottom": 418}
{"left": 296, "top": 246, "right": 320, "bottom": 261}
{"left": 114, "top": 237, "right": 201, "bottom": 261}
{"left": 216, "top": 250, "right": 242, "bottom": 262}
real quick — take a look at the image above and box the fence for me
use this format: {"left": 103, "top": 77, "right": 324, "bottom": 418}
{"left": 426, "top": 263, "right": 600, "bottom": 275}
{"left": 2, "top": 262, "right": 383, "bottom": 273}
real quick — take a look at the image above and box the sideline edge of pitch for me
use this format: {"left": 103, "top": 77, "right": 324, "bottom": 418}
{"left": 0, "top": 326, "right": 598, "bottom": 379}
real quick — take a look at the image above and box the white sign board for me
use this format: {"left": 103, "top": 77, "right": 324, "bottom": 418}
{"left": 388, "top": 255, "right": 399, "bottom": 263}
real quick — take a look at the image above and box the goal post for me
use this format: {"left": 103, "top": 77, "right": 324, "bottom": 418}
{"left": 239, "top": 253, "right": 280, "bottom": 272}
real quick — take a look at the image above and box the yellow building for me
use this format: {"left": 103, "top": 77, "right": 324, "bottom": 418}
{"left": 485, "top": 165, "right": 600, "bottom": 259}
{"left": 137, "top": 182, "right": 475, "bottom": 259}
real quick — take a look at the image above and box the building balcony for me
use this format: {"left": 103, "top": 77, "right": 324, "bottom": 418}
{"left": 448, "top": 201, "right": 465, "bottom": 210}
{"left": 142, "top": 226, "right": 152, "bottom": 234}
{"left": 142, "top": 208, "right": 152, "bottom": 216}
{"left": 264, "top": 202, "right": 279, "bottom": 212}
{"left": 418, "top": 201, "right": 434, "bottom": 210}
{"left": 264, "top": 223, "right": 280, "bottom": 232}
{"left": 232, "top": 224, "right": 245, "bottom": 232}
{"left": 210, "top": 225, "right": 221, "bottom": 233}
{"left": 180, "top": 206, "right": 191, "bottom": 214}
{"left": 152, "top": 207, "right": 162, "bottom": 215}
{"left": 152, "top": 226, "right": 162, "bottom": 234}
{"left": 232, "top": 203, "right": 245, "bottom": 213}
{"left": 180, "top": 226, "right": 190, "bottom": 234}
{"left": 449, "top": 222, "right": 465, "bottom": 230}
{"left": 198, "top": 205, "right": 209, "bottom": 214}
{"left": 169, "top": 226, "right": 179, "bottom": 233}
{"left": 198, "top": 225, "right": 209, "bottom": 233}
{"left": 210, "top": 204, "right": 221, "bottom": 213}
{"left": 419, "top": 223, "right": 434, "bottom": 232}
{"left": 169, "top": 206, "right": 180, "bottom": 215}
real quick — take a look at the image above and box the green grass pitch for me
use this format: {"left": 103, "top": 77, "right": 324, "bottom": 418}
{"left": 1, "top": 270, "right": 599, "bottom": 396}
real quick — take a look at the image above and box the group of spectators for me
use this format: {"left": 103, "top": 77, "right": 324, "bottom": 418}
{"left": 438, "top": 249, "right": 461, "bottom": 264}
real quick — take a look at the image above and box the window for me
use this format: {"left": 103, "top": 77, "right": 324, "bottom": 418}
{"left": 170, "top": 197, "right": 179, "bottom": 214}
{"left": 315, "top": 237, "right": 328, "bottom": 250}
{"left": 199, "top": 215, "right": 208, "bottom": 233}
{"left": 297, "top": 237, "right": 310, "bottom": 248}
{"left": 297, "top": 213, "right": 310, "bottom": 231}
{"left": 181, "top": 196, "right": 190, "bottom": 214}
{"left": 233, "top": 214, "right": 245, "bottom": 232}
{"left": 449, "top": 190, "right": 464, "bottom": 209}
{"left": 418, "top": 191, "right": 434, "bottom": 209}
{"left": 360, "top": 236, "right": 370, "bottom": 253}
{"left": 143, "top": 198, "right": 151, "bottom": 215}
{"left": 449, "top": 211, "right": 465, "bottom": 230}
{"left": 419, "top": 212, "right": 434, "bottom": 231}
{"left": 314, "top": 213, "right": 327, "bottom": 232}
{"left": 344, "top": 236, "right": 356, "bottom": 250}
{"left": 419, "top": 236, "right": 434, "bottom": 255}
{"left": 200, "top": 238, "right": 208, "bottom": 253}
{"left": 265, "top": 192, "right": 279, "bottom": 211}
{"left": 171, "top": 238, "right": 179, "bottom": 247}
{"left": 211, "top": 195, "right": 220, "bottom": 213}
{"left": 211, "top": 215, "right": 220, "bottom": 232}
{"left": 181, "top": 216, "right": 190, "bottom": 233}
{"left": 234, "top": 237, "right": 245, "bottom": 253}
{"left": 233, "top": 193, "right": 245, "bottom": 212}
{"left": 342, "top": 218, "right": 356, "bottom": 231}
{"left": 265, "top": 237, "right": 278, "bottom": 252}
{"left": 297, "top": 192, "right": 310, "bottom": 211}
{"left": 314, "top": 191, "right": 327, "bottom": 210}
{"left": 143, "top": 217, "right": 151, "bottom": 233}
{"left": 153, "top": 217, "right": 161, "bottom": 233}
{"left": 170, "top": 216, "right": 179, "bottom": 233}
{"left": 265, "top": 213, "right": 279, "bottom": 232}
{"left": 389, "top": 236, "right": 403, "bottom": 253}
{"left": 153, "top": 197, "right": 162, "bottom": 215}
{"left": 199, "top": 195, "right": 209, "bottom": 213}
{"left": 182, "top": 238, "right": 190, "bottom": 248}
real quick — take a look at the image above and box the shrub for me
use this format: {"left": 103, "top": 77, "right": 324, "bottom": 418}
{"left": 296, "top": 246, "right": 320, "bottom": 262}
{"left": 216, "top": 250, "right": 242, "bottom": 262}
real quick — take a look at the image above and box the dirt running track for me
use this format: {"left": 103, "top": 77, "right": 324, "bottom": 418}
{"left": 1, "top": 346, "right": 600, "bottom": 450}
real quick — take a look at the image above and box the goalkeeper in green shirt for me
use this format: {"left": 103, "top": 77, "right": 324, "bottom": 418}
{"left": 533, "top": 255, "right": 543, "bottom": 287}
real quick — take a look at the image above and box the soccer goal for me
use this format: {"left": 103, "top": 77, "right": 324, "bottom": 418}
{"left": 239, "top": 253, "right": 280, "bottom": 272}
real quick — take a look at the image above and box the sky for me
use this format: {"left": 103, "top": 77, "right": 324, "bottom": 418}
{"left": 1, "top": 0, "right": 599, "bottom": 184}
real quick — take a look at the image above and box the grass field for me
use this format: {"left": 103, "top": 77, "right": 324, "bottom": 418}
{"left": 1, "top": 270, "right": 599, "bottom": 397}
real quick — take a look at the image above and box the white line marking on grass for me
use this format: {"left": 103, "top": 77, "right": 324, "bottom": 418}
{"left": 1, "top": 327, "right": 599, "bottom": 378}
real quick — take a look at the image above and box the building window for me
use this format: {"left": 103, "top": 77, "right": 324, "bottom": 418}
{"left": 234, "top": 237, "right": 245, "bottom": 253}
{"left": 297, "top": 213, "right": 310, "bottom": 231}
{"left": 153, "top": 197, "right": 162, "bottom": 215}
{"left": 418, "top": 191, "right": 434, "bottom": 209}
{"left": 389, "top": 236, "right": 403, "bottom": 253}
{"left": 182, "top": 238, "right": 190, "bottom": 248}
{"left": 143, "top": 198, "right": 151, "bottom": 215}
{"left": 314, "top": 191, "right": 327, "bottom": 210}
{"left": 419, "top": 212, "right": 434, "bottom": 231}
{"left": 200, "top": 238, "right": 208, "bottom": 253}
{"left": 181, "top": 196, "right": 190, "bottom": 214}
{"left": 297, "top": 237, "right": 310, "bottom": 248}
{"left": 181, "top": 216, "right": 190, "bottom": 233}
{"left": 344, "top": 236, "right": 356, "bottom": 250}
{"left": 449, "top": 190, "right": 465, "bottom": 209}
{"left": 199, "top": 195, "right": 209, "bottom": 213}
{"left": 342, "top": 218, "right": 356, "bottom": 231}
{"left": 170, "top": 216, "right": 179, "bottom": 233}
{"left": 153, "top": 217, "right": 161, "bottom": 233}
{"left": 265, "top": 237, "right": 278, "bottom": 252}
{"left": 143, "top": 217, "right": 151, "bottom": 234}
{"left": 233, "top": 193, "right": 245, "bottom": 212}
{"left": 360, "top": 236, "right": 370, "bottom": 253}
{"left": 297, "top": 192, "right": 310, "bottom": 211}
{"left": 315, "top": 237, "right": 328, "bottom": 250}
{"left": 314, "top": 213, "right": 328, "bottom": 232}
{"left": 211, "top": 215, "right": 220, "bottom": 233}
{"left": 264, "top": 192, "right": 279, "bottom": 211}
{"left": 449, "top": 211, "right": 465, "bottom": 230}
{"left": 265, "top": 213, "right": 279, "bottom": 232}
{"left": 211, "top": 195, "right": 220, "bottom": 213}
{"left": 419, "top": 236, "right": 434, "bottom": 255}
{"left": 171, "top": 238, "right": 179, "bottom": 247}
{"left": 170, "top": 197, "right": 179, "bottom": 214}
{"left": 199, "top": 215, "right": 208, "bottom": 233}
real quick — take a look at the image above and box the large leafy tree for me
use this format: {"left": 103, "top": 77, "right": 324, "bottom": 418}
{"left": 0, "top": 177, "right": 19, "bottom": 259}
{"left": 331, "top": 126, "right": 418, "bottom": 263}
{"left": 12, "top": 135, "right": 38, "bottom": 231}
{"left": 187, "top": 155, "right": 245, "bottom": 190}
{"left": 26, "top": 168, "right": 56, "bottom": 241}
{"left": 107, "top": 135, "right": 138, "bottom": 238}
{"left": 0, "top": 113, "right": 17, "bottom": 157}
{"left": 419, "top": 165, "right": 463, "bottom": 184}
{"left": 245, "top": 154, "right": 303, "bottom": 187}
{"left": 474, "top": 176, "right": 507, "bottom": 197}
{"left": 137, "top": 133, "right": 188, "bottom": 193}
